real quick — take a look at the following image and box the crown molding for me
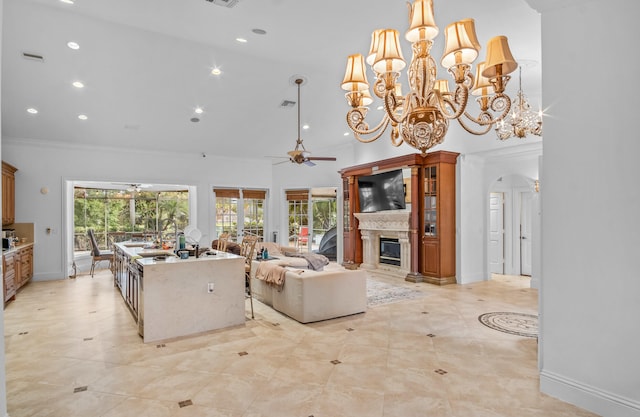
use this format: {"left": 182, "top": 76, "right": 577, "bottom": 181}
{"left": 464, "top": 142, "right": 543, "bottom": 163}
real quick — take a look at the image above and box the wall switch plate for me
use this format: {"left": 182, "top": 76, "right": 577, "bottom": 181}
{"left": 207, "top": 283, "right": 214, "bottom": 293}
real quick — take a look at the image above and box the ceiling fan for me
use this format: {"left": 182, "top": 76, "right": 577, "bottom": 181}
{"left": 108, "top": 183, "right": 151, "bottom": 193}
{"left": 282, "top": 77, "right": 336, "bottom": 167}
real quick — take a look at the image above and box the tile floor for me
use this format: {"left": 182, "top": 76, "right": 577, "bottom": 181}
{"left": 3, "top": 269, "right": 600, "bottom": 417}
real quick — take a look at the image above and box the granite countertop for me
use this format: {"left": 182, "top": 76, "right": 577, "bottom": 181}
{"left": 2, "top": 242, "right": 34, "bottom": 256}
{"left": 114, "top": 241, "right": 242, "bottom": 266}
{"left": 136, "top": 250, "right": 242, "bottom": 266}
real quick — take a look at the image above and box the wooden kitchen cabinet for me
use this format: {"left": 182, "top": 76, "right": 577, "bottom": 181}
{"left": 2, "top": 161, "right": 18, "bottom": 226}
{"left": 3, "top": 252, "right": 17, "bottom": 303}
{"left": 17, "top": 246, "right": 33, "bottom": 287}
{"left": 3, "top": 244, "right": 34, "bottom": 306}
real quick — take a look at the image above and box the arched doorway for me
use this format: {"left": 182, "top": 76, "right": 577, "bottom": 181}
{"left": 488, "top": 174, "right": 537, "bottom": 278}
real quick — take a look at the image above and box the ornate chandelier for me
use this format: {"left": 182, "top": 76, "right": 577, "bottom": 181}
{"left": 495, "top": 67, "right": 543, "bottom": 140}
{"left": 341, "top": 0, "right": 519, "bottom": 154}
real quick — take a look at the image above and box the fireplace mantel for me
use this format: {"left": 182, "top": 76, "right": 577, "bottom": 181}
{"left": 353, "top": 211, "right": 411, "bottom": 232}
{"left": 354, "top": 211, "right": 412, "bottom": 278}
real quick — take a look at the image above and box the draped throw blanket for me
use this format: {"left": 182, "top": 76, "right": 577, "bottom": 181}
{"left": 283, "top": 252, "right": 330, "bottom": 271}
{"left": 255, "top": 262, "right": 289, "bottom": 290}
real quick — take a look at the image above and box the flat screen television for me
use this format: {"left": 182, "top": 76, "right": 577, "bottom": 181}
{"left": 357, "top": 169, "right": 406, "bottom": 213}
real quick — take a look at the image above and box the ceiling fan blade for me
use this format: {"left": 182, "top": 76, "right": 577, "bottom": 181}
{"left": 273, "top": 159, "right": 290, "bottom": 166}
{"left": 307, "top": 156, "right": 337, "bottom": 161}
{"left": 303, "top": 160, "right": 316, "bottom": 167}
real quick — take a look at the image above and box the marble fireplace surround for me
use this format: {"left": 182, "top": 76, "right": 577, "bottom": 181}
{"left": 354, "top": 211, "right": 411, "bottom": 278}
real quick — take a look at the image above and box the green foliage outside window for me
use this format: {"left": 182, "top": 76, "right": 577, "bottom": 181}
{"left": 74, "top": 188, "right": 189, "bottom": 251}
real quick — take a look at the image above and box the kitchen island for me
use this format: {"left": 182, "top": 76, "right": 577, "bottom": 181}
{"left": 113, "top": 242, "right": 246, "bottom": 343}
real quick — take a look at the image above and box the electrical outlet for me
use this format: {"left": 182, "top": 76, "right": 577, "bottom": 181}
{"left": 207, "top": 283, "right": 214, "bottom": 293}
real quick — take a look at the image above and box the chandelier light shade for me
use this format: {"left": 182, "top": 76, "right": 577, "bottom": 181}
{"left": 341, "top": 0, "right": 521, "bottom": 154}
{"left": 471, "top": 61, "right": 494, "bottom": 96}
{"left": 406, "top": 0, "right": 438, "bottom": 42}
{"left": 495, "top": 67, "right": 543, "bottom": 140}
{"left": 482, "top": 36, "right": 518, "bottom": 79}
{"left": 341, "top": 54, "right": 369, "bottom": 92}
{"left": 441, "top": 19, "right": 480, "bottom": 69}
{"left": 372, "top": 29, "right": 406, "bottom": 74}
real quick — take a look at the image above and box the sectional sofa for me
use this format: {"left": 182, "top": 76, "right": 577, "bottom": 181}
{"left": 249, "top": 242, "right": 367, "bottom": 323}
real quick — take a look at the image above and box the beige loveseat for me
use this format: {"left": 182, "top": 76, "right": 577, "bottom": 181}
{"left": 250, "top": 242, "right": 367, "bottom": 323}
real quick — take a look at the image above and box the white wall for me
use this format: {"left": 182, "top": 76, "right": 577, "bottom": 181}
{"left": 0, "top": 0, "right": 9, "bottom": 413}
{"left": 529, "top": 0, "right": 640, "bottom": 416}
{"left": 2, "top": 139, "right": 273, "bottom": 280}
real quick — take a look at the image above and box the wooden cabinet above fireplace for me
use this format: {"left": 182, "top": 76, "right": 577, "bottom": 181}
{"left": 340, "top": 151, "right": 459, "bottom": 285}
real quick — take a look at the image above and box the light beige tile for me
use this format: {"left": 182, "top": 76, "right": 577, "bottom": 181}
{"left": 4, "top": 271, "right": 601, "bottom": 417}
{"left": 313, "top": 386, "right": 385, "bottom": 417}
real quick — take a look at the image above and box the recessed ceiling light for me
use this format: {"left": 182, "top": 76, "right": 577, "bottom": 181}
{"left": 302, "top": 124, "right": 310, "bottom": 130}
{"left": 194, "top": 107, "right": 204, "bottom": 114}
{"left": 67, "top": 41, "right": 80, "bottom": 50}
{"left": 376, "top": 105, "right": 384, "bottom": 111}
{"left": 211, "top": 67, "right": 222, "bottom": 76}
{"left": 72, "top": 81, "right": 84, "bottom": 88}
{"left": 190, "top": 117, "right": 200, "bottom": 123}
{"left": 27, "top": 108, "right": 38, "bottom": 114}
{"left": 78, "top": 114, "right": 88, "bottom": 120}
{"left": 252, "top": 28, "right": 267, "bottom": 35}
{"left": 343, "top": 132, "right": 350, "bottom": 136}
{"left": 235, "top": 38, "right": 248, "bottom": 43}
{"left": 60, "top": 0, "right": 74, "bottom": 4}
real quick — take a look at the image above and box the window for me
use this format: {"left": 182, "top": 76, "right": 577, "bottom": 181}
{"left": 214, "top": 189, "right": 239, "bottom": 241}
{"left": 286, "top": 190, "right": 309, "bottom": 248}
{"left": 243, "top": 189, "right": 265, "bottom": 239}
{"left": 74, "top": 187, "right": 189, "bottom": 252}
{"left": 286, "top": 188, "right": 337, "bottom": 253}
{"left": 214, "top": 188, "right": 266, "bottom": 242}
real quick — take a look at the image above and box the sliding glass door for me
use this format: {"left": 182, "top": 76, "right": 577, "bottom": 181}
{"left": 286, "top": 188, "right": 337, "bottom": 259}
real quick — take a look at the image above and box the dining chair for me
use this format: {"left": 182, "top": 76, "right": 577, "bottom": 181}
{"left": 239, "top": 235, "right": 258, "bottom": 319}
{"left": 216, "top": 233, "right": 230, "bottom": 252}
{"left": 87, "top": 229, "right": 114, "bottom": 277}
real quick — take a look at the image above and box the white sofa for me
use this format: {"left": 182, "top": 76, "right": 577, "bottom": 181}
{"left": 250, "top": 260, "right": 367, "bottom": 324}
{"left": 253, "top": 242, "right": 313, "bottom": 269}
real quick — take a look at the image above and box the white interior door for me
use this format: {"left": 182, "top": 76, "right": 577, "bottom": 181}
{"left": 520, "top": 191, "right": 533, "bottom": 276}
{"left": 489, "top": 192, "right": 505, "bottom": 274}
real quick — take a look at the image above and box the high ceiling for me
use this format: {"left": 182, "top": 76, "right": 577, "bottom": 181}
{"left": 1, "top": 0, "right": 541, "bottom": 160}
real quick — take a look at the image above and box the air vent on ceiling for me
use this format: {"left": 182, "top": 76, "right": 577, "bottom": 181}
{"left": 205, "top": 0, "right": 240, "bottom": 8}
{"left": 280, "top": 100, "right": 296, "bottom": 108}
{"left": 22, "top": 52, "right": 44, "bottom": 62}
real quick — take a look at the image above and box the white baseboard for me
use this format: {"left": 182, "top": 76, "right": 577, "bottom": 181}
{"left": 32, "top": 272, "right": 68, "bottom": 281}
{"left": 540, "top": 370, "right": 640, "bottom": 417}
{"left": 530, "top": 275, "right": 540, "bottom": 289}
{"left": 457, "top": 271, "right": 486, "bottom": 285}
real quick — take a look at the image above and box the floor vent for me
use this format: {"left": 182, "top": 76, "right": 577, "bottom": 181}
{"left": 205, "top": 0, "right": 240, "bottom": 7}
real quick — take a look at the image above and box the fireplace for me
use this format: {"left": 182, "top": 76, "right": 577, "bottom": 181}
{"left": 353, "top": 211, "right": 411, "bottom": 279}
{"left": 379, "top": 237, "right": 401, "bottom": 266}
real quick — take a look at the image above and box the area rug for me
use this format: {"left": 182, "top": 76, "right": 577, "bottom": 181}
{"left": 367, "top": 278, "right": 425, "bottom": 307}
{"left": 478, "top": 312, "right": 538, "bottom": 338}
